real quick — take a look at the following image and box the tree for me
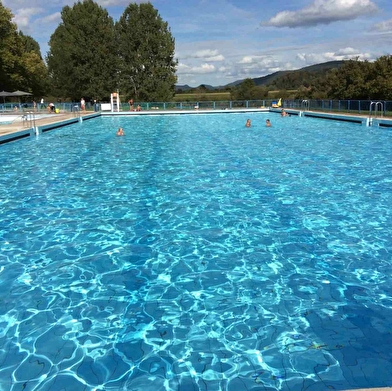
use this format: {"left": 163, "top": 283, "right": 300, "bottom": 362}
{"left": 115, "top": 2, "right": 177, "bottom": 101}
{"left": 0, "top": 3, "right": 48, "bottom": 95}
{"left": 18, "top": 32, "right": 49, "bottom": 97}
{"left": 19, "top": 31, "right": 41, "bottom": 56}
{"left": 47, "top": 0, "right": 116, "bottom": 100}
{"left": 368, "top": 55, "right": 392, "bottom": 100}
{"left": 326, "top": 58, "right": 373, "bottom": 100}
{"left": 231, "top": 78, "right": 258, "bottom": 100}
{"left": 0, "top": 2, "right": 24, "bottom": 90}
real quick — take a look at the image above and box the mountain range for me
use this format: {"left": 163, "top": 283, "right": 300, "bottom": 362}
{"left": 176, "top": 60, "right": 344, "bottom": 92}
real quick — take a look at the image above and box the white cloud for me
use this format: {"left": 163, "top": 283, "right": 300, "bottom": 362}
{"left": 38, "top": 12, "right": 61, "bottom": 24}
{"left": 238, "top": 55, "right": 281, "bottom": 70}
{"left": 177, "top": 62, "right": 216, "bottom": 75}
{"left": 296, "top": 48, "right": 373, "bottom": 64}
{"left": 373, "top": 19, "right": 392, "bottom": 32}
{"left": 334, "top": 47, "right": 359, "bottom": 56}
{"left": 192, "top": 63, "right": 216, "bottom": 74}
{"left": 95, "top": 0, "right": 139, "bottom": 6}
{"left": 12, "top": 7, "right": 44, "bottom": 30}
{"left": 263, "top": 0, "right": 378, "bottom": 28}
{"left": 192, "top": 50, "right": 225, "bottom": 62}
{"left": 193, "top": 50, "right": 216, "bottom": 58}
{"left": 239, "top": 56, "right": 254, "bottom": 64}
{"left": 225, "top": 55, "right": 291, "bottom": 80}
{"left": 208, "top": 55, "right": 225, "bottom": 61}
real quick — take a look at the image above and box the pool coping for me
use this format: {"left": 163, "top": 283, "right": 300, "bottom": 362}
{"left": 346, "top": 389, "right": 392, "bottom": 391}
{"left": 1, "top": 108, "right": 392, "bottom": 145}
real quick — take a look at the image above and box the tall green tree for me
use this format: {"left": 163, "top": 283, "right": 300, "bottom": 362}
{"left": 0, "top": 2, "right": 24, "bottom": 90}
{"left": 47, "top": 0, "right": 116, "bottom": 100}
{"left": 0, "top": 2, "right": 48, "bottom": 95}
{"left": 231, "top": 78, "right": 258, "bottom": 100}
{"left": 19, "top": 31, "right": 41, "bottom": 55}
{"left": 368, "top": 55, "right": 392, "bottom": 100}
{"left": 326, "top": 59, "right": 373, "bottom": 100}
{"left": 115, "top": 2, "right": 177, "bottom": 101}
{"left": 19, "top": 32, "right": 49, "bottom": 97}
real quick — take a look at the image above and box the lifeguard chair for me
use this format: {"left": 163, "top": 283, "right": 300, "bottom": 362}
{"left": 111, "top": 91, "right": 121, "bottom": 112}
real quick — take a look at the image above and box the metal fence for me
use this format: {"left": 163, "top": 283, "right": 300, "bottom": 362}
{"left": 2, "top": 99, "right": 392, "bottom": 115}
{"left": 281, "top": 99, "right": 392, "bottom": 115}
{"left": 116, "top": 99, "right": 392, "bottom": 115}
{"left": 0, "top": 102, "right": 87, "bottom": 113}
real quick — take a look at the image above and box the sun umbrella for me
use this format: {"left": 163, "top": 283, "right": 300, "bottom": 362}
{"left": 10, "top": 90, "right": 33, "bottom": 108}
{"left": 11, "top": 90, "right": 32, "bottom": 96}
{"left": 0, "top": 90, "right": 12, "bottom": 104}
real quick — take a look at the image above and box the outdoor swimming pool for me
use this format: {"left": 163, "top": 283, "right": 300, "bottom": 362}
{"left": 0, "top": 113, "right": 392, "bottom": 390}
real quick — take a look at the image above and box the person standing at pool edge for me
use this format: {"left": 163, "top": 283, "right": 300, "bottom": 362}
{"left": 128, "top": 98, "right": 134, "bottom": 111}
{"left": 80, "top": 97, "right": 85, "bottom": 111}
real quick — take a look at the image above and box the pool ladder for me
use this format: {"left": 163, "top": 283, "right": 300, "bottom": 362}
{"left": 22, "top": 111, "right": 36, "bottom": 129}
{"left": 299, "top": 99, "right": 309, "bottom": 116}
{"left": 73, "top": 105, "right": 81, "bottom": 118}
{"left": 367, "top": 101, "right": 384, "bottom": 126}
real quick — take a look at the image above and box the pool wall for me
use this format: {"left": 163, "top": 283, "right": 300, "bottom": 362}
{"left": 0, "top": 128, "right": 34, "bottom": 145}
{"left": 39, "top": 112, "right": 100, "bottom": 133}
{"left": 271, "top": 108, "right": 392, "bottom": 127}
{"left": 1, "top": 109, "right": 392, "bottom": 145}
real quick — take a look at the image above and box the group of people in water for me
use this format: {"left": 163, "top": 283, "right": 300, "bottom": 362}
{"left": 245, "top": 118, "right": 272, "bottom": 127}
{"left": 245, "top": 109, "right": 289, "bottom": 128}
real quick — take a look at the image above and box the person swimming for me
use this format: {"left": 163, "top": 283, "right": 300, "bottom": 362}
{"left": 116, "top": 127, "right": 124, "bottom": 136}
{"left": 245, "top": 119, "right": 251, "bottom": 127}
{"left": 266, "top": 119, "right": 271, "bottom": 127}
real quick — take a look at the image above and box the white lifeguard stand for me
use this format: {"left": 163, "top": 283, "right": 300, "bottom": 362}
{"left": 111, "top": 91, "right": 120, "bottom": 112}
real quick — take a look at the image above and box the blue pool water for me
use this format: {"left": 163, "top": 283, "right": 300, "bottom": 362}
{"left": 1, "top": 113, "right": 392, "bottom": 390}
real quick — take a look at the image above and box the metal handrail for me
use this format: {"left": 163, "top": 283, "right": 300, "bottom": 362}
{"left": 21, "top": 111, "right": 36, "bottom": 128}
{"left": 73, "top": 105, "right": 81, "bottom": 118}
{"left": 301, "top": 100, "right": 310, "bottom": 111}
{"left": 369, "top": 101, "right": 384, "bottom": 118}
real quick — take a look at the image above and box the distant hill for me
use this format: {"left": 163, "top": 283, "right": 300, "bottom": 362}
{"left": 300, "top": 60, "right": 344, "bottom": 72}
{"left": 175, "top": 60, "right": 344, "bottom": 91}
{"left": 222, "top": 79, "right": 244, "bottom": 88}
{"left": 252, "top": 71, "right": 290, "bottom": 87}
{"left": 175, "top": 83, "right": 216, "bottom": 92}
{"left": 265, "top": 61, "right": 345, "bottom": 90}
{"left": 175, "top": 84, "right": 192, "bottom": 92}
{"left": 244, "top": 61, "right": 344, "bottom": 87}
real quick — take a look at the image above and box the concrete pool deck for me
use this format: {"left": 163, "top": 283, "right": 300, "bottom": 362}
{"left": 1, "top": 107, "right": 392, "bottom": 145}
{"left": 0, "top": 111, "right": 101, "bottom": 144}
{"left": 0, "top": 111, "right": 95, "bottom": 136}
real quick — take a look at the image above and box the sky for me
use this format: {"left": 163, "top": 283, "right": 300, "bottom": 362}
{"left": 3, "top": 0, "right": 392, "bottom": 87}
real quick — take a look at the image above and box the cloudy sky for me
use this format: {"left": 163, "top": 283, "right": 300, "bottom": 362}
{"left": 3, "top": 0, "right": 392, "bottom": 87}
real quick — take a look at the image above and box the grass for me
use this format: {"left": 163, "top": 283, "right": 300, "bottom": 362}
{"left": 173, "top": 92, "right": 231, "bottom": 102}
